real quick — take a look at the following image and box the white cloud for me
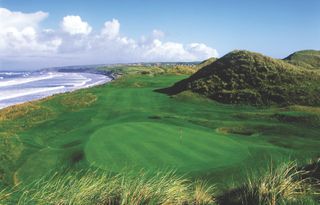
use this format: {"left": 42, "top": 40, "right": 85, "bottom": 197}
{"left": 187, "top": 43, "right": 219, "bottom": 59}
{"left": 0, "top": 7, "right": 218, "bottom": 70}
{"left": 0, "top": 7, "right": 48, "bottom": 29}
{"left": 101, "top": 19, "right": 120, "bottom": 39}
{"left": 0, "top": 8, "right": 61, "bottom": 58}
{"left": 61, "top": 15, "right": 92, "bottom": 35}
{"left": 143, "top": 39, "right": 194, "bottom": 61}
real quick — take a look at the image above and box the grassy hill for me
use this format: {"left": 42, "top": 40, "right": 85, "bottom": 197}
{"left": 284, "top": 50, "right": 320, "bottom": 69}
{"left": 158, "top": 50, "right": 320, "bottom": 106}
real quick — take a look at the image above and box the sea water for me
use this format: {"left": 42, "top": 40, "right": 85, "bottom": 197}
{"left": 0, "top": 71, "right": 111, "bottom": 109}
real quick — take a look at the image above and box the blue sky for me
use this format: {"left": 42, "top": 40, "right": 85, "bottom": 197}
{"left": 0, "top": 0, "right": 319, "bottom": 69}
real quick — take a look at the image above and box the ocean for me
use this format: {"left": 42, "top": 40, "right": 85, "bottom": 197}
{"left": 0, "top": 71, "right": 111, "bottom": 109}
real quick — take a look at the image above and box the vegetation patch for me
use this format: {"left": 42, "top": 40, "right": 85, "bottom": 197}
{"left": 0, "top": 103, "right": 41, "bottom": 121}
{"left": 60, "top": 92, "right": 97, "bottom": 111}
{"left": 0, "top": 102, "right": 53, "bottom": 124}
{"left": 0, "top": 102, "right": 55, "bottom": 134}
{"left": 216, "top": 127, "right": 256, "bottom": 136}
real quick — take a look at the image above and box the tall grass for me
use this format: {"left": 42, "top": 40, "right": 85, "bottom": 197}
{"left": 14, "top": 169, "right": 215, "bottom": 205}
{"left": 1, "top": 160, "right": 319, "bottom": 205}
{"left": 0, "top": 188, "right": 11, "bottom": 204}
{"left": 249, "top": 161, "right": 318, "bottom": 205}
{"left": 218, "top": 161, "right": 320, "bottom": 205}
{"left": 193, "top": 180, "right": 216, "bottom": 205}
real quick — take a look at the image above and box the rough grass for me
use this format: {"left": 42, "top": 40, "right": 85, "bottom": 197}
{"left": 0, "top": 103, "right": 41, "bottom": 121}
{"left": 1, "top": 160, "right": 319, "bottom": 205}
{"left": 60, "top": 92, "right": 97, "bottom": 111}
{"left": 159, "top": 50, "right": 320, "bottom": 106}
{"left": 0, "top": 102, "right": 55, "bottom": 132}
{"left": 246, "top": 162, "right": 317, "bottom": 205}
{"left": 0, "top": 102, "right": 54, "bottom": 124}
{"left": 7, "top": 170, "right": 215, "bottom": 205}
{"left": 217, "top": 161, "right": 320, "bottom": 205}
{"left": 0, "top": 187, "right": 11, "bottom": 204}
{"left": 284, "top": 50, "right": 320, "bottom": 70}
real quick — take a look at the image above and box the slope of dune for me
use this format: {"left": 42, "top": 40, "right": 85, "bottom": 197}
{"left": 158, "top": 50, "right": 320, "bottom": 106}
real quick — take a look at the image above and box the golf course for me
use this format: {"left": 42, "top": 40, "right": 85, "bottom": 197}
{"left": 0, "top": 51, "right": 320, "bottom": 204}
{"left": 1, "top": 71, "right": 319, "bottom": 184}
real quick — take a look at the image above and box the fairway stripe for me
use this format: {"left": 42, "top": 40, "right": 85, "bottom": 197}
{"left": 140, "top": 122, "right": 243, "bottom": 157}
{"left": 85, "top": 122, "right": 250, "bottom": 172}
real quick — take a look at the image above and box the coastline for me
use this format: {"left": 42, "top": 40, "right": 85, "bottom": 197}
{"left": 0, "top": 71, "right": 114, "bottom": 111}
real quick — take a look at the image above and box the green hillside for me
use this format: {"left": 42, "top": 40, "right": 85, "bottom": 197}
{"left": 284, "top": 50, "right": 320, "bottom": 69}
{"left": 159, "top": 50, "right": 320, "bottom": 106}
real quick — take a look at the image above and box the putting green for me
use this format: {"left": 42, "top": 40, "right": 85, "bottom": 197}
{"left": 85, "top": 122, "right": 249, "bottom": 173}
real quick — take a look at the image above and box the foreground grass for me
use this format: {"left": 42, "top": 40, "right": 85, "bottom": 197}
{"left": 217, "top": 161, "right": 320, "bottom": 205}
{"left": 3, "top": 170, "right": 215, "bottom": 205}
{"left": 1, "top": 160, "right": 319, "bottom": 205}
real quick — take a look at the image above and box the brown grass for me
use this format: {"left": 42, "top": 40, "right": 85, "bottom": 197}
{"left": 60, "top": 92, "right": 97, "bottom": 111}
{"left": 0, "top": 102, "right": 42, "bottom": 121}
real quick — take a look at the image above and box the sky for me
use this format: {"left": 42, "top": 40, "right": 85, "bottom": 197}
{"left": 0, "top": 0, "right": 319, "bottom": 70}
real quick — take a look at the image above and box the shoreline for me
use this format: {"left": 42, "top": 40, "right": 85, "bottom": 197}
{"left": 0, "top": 71, "right": 114, "bottom": 111}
